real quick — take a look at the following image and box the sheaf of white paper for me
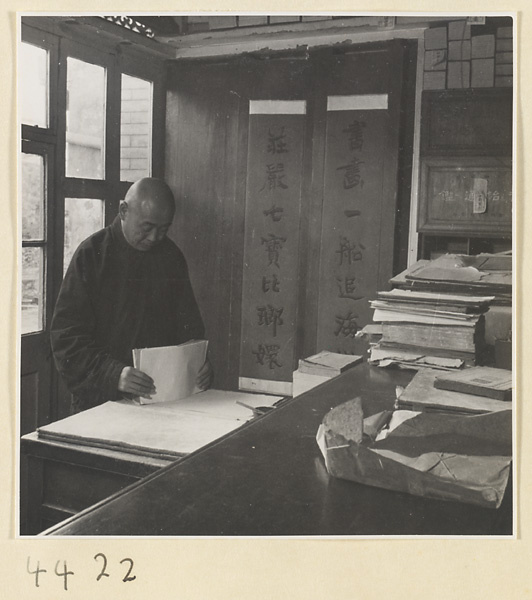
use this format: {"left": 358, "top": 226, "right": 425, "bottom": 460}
{"left": 134, "top": 340, "right": 208, "bottom": 404}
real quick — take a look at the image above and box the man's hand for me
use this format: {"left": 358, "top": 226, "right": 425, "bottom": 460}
{"left": 118, "top": 366, "right": 156, "bottom": 398}
{"left": 196, "top": 358, "right": 213, "bottom": 391}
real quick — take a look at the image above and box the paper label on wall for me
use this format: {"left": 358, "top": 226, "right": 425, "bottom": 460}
{"left": 472, "top": 178, "right": 488, "bottom": 214}
{"left": 239, "top": 112, "right": 305, "bottom": 389}
{"left": 327, "top": 94, "right": 388, "bottom": 111}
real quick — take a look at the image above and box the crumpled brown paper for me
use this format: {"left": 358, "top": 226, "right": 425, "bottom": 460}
{"left": 317, "top": 398, "right": 511, "bottom": 509}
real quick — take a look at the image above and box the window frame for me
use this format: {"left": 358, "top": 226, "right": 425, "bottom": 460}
{"left": 20, "top": 25, "right": 59, "bottom": 146}
{"left": 20, "top": 16, "right": 168, "bottom": 423}
{"left": 59, "top": 38, "right": 117, "bottom": 240}
{"left": 20, "top": 140, "right": 55, "bottom": 336}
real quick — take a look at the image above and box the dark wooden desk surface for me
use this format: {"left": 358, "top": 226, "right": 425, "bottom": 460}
{"left": 45, "top": 363, "right": 513, "bottom": 536}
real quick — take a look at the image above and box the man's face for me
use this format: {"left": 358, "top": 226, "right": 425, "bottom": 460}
{"left": 120, "top": 199, "right": 174, "bottom": 252}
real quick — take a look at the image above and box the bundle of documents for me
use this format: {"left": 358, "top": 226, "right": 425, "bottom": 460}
{"left": 369, "top": 289, "right": 494, "bottom": 368}
{"left": 396, "top": 368, "right": 511, "bottom": 414}
{"left": 298, "top": 351, "right": 363, "bottom": 377}
{"left": 434, "top": 366, "right": 512, "bottom": 402}
{"left": 132, "top": 339, "right": 208, "bottom": 404}
{"left": 293, "top": 351, "right": 363, "bottom": 397}
{"left": 317, "top": 396, "right": 511, "bottom": 508}
{"left": 389, "top": 253, "right": 512, "bottom": 306}
{"left": 368, "top": 346, "right": 464, "bottom": 371}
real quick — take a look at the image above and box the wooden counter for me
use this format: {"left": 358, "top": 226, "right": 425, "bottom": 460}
{"left": 20, "top": 432, "right": 172, "bottom": 534}
{"left": 43, "top": 363, "right": 512, "bottom": 537}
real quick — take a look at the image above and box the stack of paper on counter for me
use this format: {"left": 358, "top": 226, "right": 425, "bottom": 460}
{"left": 37, "top": 390, "right": 283, "bottom": 459}
{"left": 397, "top": 369, "right": 511, "bottom": 415}
{"left": 369, "top": 289, "right": 494, "bottom": 368}
{"left": 293, "top": 351, "right": 362, "bottom": 397}
{"left": 132, "top": 339, "right": 208, "bottom": 404}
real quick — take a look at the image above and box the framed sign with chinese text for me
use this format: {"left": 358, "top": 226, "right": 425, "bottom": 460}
{"left": 315, "top": 94, "right": 399, "bottom": 354}
{"left": 239, "top": 100, "right": 306, "bottom": 395}
{"left": 418, "top": 156, "right": 512, "bottom": 235}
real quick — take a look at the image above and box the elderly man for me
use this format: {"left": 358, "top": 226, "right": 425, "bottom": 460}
{"left": 51, "top": 177, "right": 212, "bottom": 414}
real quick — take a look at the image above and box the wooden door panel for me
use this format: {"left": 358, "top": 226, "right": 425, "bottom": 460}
{"left": 20, "top": 334, "right": 52, "bottom": 434}
{"left": 20, "top": 372, "right": 39, "bottom": 436}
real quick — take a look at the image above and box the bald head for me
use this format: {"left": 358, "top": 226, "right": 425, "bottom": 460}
{"left": 124, "top": 178, "right": 175, "bottom": 214}
{"left": 119, "top": 178, "right": 176, "bottom": 251}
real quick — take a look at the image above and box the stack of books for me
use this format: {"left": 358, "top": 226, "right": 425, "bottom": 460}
{"left": 396, "top": 367, "right": 512, "bottom": 414}
{"left": 369, "top": 289, "right": 494, "bottom": 368}
{"left": 433, "top": 366, "right": 512, "bottom": 401}
{"left": 292, "top": 351, "right": 362, "bottom": 397}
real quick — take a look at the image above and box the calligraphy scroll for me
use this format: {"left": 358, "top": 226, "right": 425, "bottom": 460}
{"left": 239, "top": 100, "right": 306, "bottom": 395}
{"left": 316, "top": 94, "right": 392, "bottom": 354}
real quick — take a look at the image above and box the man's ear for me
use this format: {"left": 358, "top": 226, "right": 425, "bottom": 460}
{"left": 119, "top": 200, "right": 128, "bottom": 220}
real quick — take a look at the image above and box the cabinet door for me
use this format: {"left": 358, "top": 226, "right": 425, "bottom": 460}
{"left": 420, "top": 88, "right": 513, "bottom": 156}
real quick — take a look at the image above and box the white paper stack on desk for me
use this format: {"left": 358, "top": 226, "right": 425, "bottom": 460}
{"left": 37, "top": 389, "right": 283, "bottom": 459}
{"left": 293, "top": 351, "right": 363, "bottom": 397}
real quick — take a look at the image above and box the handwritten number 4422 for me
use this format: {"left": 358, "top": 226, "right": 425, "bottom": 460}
{"left": 27, "top": 554, "right": 136, "bottom": 590}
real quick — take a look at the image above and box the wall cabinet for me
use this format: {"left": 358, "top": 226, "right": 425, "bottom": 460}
{"left": 418, "top": 89, "right": 512, "bottom": 259}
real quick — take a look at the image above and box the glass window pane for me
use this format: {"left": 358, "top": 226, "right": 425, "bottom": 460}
{"left": 21, "top": 153, "right": 45, "bottom": 241}
{"left": 66, "top": 58, "right": 106, "bottom": 179}
{"left": 120, "top": 74, "right": 153, "bottom": 182}
{"left": 21, "top": 247, "right": 44, "bottom": 334}
{"left": 64, "top": 198, "right": 104, "bottom": 274}
{"left": 19, "top": 42, "right": 48, "bottom": 128}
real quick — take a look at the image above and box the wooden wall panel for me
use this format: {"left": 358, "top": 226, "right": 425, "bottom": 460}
{"left": 165, "top": 42, "right": 415, "bottom": 391}
{"left": 165, "top": 62, "right": 242, "bottom": 390}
